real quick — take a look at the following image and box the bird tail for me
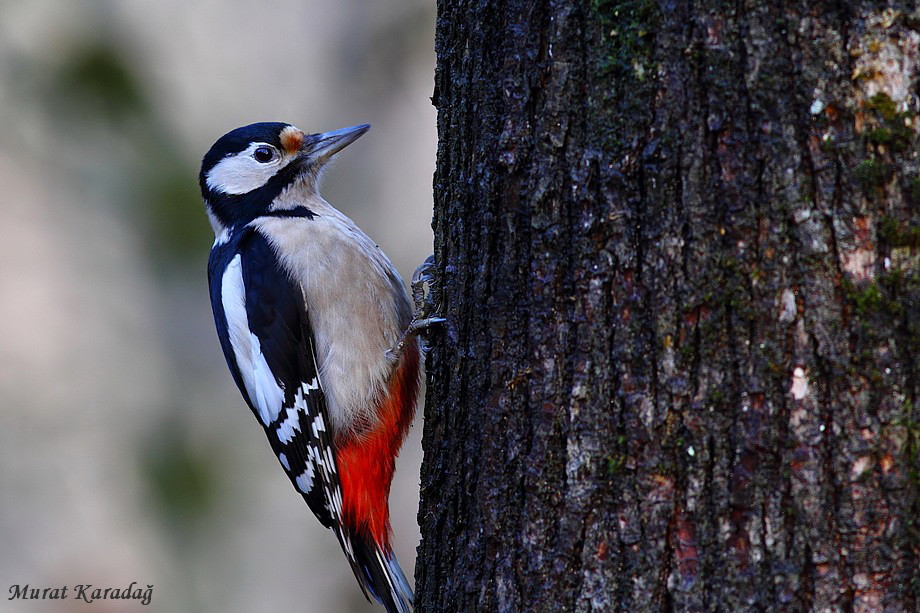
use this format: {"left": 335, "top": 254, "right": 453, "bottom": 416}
{"left": 343, "top": 529, "right": 413, "bottom": 613}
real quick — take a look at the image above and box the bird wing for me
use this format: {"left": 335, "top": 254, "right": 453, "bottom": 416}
{"left": 208, "top": 228, "right": 346, "bottom": 539}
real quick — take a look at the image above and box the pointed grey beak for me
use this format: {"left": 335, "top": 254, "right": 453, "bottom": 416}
{"left": 302, "top": 124, "right": 370, "bottom": 165}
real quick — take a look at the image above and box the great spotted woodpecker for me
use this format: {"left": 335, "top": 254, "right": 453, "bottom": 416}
{"left": 200, "top": 122, "right": 438, "bottom": 612}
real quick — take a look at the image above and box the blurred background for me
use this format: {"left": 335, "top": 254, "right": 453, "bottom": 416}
{"left": 0, "top": 1, "right": 435, "bottom": 611}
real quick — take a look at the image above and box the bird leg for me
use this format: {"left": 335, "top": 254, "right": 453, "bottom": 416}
{"left": 387, "top": 255, "right": 445, "bottom": 364}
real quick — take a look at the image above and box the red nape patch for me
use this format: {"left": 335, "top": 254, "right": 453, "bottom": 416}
{"left": 337, "top": 343, "right": 421, "bottom": 547}
{"left": 279, "top": 126, "right": 304, "bottom": 155}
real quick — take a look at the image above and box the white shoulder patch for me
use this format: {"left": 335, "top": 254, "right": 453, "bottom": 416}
{"left": 221, "top": 254, "right": 285, "bottom": 425}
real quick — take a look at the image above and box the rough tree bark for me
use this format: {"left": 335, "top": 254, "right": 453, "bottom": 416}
{"left": 415, "top": 2, "right": 918, "bottom": 611}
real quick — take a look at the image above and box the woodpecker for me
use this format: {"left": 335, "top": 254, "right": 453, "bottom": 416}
{"left": 200, "top": 122, "right": 436, "bottom": 612}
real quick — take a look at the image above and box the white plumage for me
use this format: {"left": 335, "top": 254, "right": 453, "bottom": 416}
{"left": 220, "top": 254, "right": 285, "bottom": 426}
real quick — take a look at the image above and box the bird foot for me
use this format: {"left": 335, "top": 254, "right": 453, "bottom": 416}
{"left": 387, "top": 255, "right": 445, "bottom": 363}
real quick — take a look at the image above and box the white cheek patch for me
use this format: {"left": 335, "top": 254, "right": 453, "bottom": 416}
{"left": 206, "top": 142, "right": 294, "bottom": 195}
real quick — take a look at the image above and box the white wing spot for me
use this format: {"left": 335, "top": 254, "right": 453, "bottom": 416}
{"left": 277, "top": 380, "right": 319, "bottom": 443}
{"left": 278, "top": 453, "right": 289, "bottom": 470}
{"left": 295, "top": 463, "right": 315, "bottom": 493}
{"left": 323, "top": 448, "right": 336, "bottom": 476}
{"left": 277, "top": 406, "right": 302, "bottom": 445}
{"left": 311, "top": 413, "right": 326, "bottom": 438}
{"left": 330, "top": 483, "right": 344, "bottom": 518}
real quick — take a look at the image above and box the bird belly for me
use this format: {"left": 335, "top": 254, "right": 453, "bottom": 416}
{"left": 252, "top": 213, "right": 413, "bottom": 435}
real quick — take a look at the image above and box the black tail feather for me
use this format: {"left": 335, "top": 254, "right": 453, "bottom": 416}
{"left": 342, "top": 529, "right": 413, "bottom": 613}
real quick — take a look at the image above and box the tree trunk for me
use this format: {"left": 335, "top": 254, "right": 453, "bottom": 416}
{"left": 415, "top": 2, "right": 919, "bottom": 611}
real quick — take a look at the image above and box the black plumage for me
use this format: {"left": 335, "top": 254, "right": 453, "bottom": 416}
{"left": 208, "top": 227, "right": 339, "bottom": 528}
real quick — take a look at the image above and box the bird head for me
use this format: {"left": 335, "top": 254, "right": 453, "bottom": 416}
{"left": 200, "top": 122, "right": 369, "bottom": 230}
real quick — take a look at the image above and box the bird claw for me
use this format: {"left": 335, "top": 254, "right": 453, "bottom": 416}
{"left": 388, "top": 256, "right": 444, "bottom": 363}
{"left": 412, "top": 254, "right": 435, "bottom": 284}
{"left": 411, "top": 254, "right": 437, "bottom": 316}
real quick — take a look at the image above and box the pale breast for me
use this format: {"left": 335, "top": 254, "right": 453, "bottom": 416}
{"left": 252, "top": 206, "right": 412, "bottom": 435}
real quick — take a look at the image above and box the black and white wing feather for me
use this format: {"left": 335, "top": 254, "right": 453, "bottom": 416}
{"left": 208, "top": 229, "right": 355, "bottom": 561}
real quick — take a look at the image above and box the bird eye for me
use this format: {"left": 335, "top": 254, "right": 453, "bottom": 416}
{"left": 253, "top": 146, "right": 276, "bottom": 163}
